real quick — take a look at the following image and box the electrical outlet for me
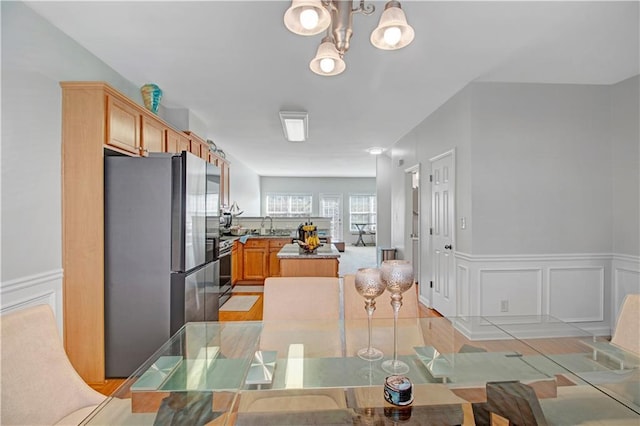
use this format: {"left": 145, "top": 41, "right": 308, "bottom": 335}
{"left": 500, "top": 300, "right": 509, "bottom": 312}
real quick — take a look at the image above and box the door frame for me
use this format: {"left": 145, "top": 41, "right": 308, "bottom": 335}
{"left": 404, "top": 164, "right": 421, "bottom": 288}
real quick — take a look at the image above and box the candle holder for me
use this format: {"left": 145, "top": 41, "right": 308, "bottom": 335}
{"left": 380, "top": 260, "right": 414, "bottom": 375}
{"left": 354, "top": 268, "right": 386, "bottom": 361}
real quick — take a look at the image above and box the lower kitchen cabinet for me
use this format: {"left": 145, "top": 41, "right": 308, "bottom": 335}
{"left": 236, "top": 237, "right": 291, "bottom": 283}
{"left": 241, "top": 239, "right": 269, "bottom": 282}
{"left": 268, "top": 239, "right": 289, "bottom": 277}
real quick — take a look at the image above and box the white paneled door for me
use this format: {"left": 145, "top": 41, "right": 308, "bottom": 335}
{"left": 430, "top": 150, "right": 456, "bottom": 317}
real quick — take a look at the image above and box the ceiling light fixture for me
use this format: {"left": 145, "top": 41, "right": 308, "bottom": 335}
{"left": 367, "top": 147, "right": 384, "bottom": 155}
{"left": 284, "top": 0, "right": 415, "bottom": 77}
{"left": 279, "top": 111, "right": 309, "bottom": 142}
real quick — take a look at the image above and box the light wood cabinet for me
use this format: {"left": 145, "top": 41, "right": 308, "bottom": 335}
{"left": 165, "top": 129, "right": 190, "bottom": 154}
{"left": 242, "top": 239, "right": 269, "bottom": 281}
{"left": 221, "top": 160, "right": 230, "bottom": 207}
{"left": 106, "top": 95, "right": 141, "bottom": 155}
{"left": 60, "top": 82, "right": 230, "bottom": 385}
{"left": 141, "top": 115, "right": 165, "bottom": 154}
{"left": 268, "top": 239, "right": 289, "bottom": 277}
{"left": 235, "top": 238, "right": 291, "bottom": 283}
{"left": 185, "top": 131, "right": 209, "bottom": 161}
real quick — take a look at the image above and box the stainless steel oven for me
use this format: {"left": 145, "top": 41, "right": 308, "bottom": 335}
{"left": 218, "top": 239, "right": 233, "bottom": 305}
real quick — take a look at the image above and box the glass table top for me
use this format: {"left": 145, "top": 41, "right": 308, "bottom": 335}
{"left": 81, "top": 316, "right": 640, "bottom": 425}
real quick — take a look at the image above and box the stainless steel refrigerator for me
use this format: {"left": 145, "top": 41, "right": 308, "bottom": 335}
{"left": 104, "top": 152, "right": 220, "bottom": 377}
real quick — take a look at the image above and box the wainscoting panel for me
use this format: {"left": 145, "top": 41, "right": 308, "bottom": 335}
{"left": 547, "top": 267, "right": 604, "bottom": 322}
{"left": 0, "top": 269, "right": 63, "bottom": 332}
{"left": 611, "top": 254, "right": 640, "bottom": 327}
{"left": 456, "top": 264, "right": 470, "bottom": 319}
{"left": 479, "top": 268, "right": 542, "bottom": 317}
{"left": 455, "top": 252, "right": 615, "bottom": 338}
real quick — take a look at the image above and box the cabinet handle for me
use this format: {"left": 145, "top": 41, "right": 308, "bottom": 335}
{"left": 444, "top": 244, "right": 453, "bottom": 250}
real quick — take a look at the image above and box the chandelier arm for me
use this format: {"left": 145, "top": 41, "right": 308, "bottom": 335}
{"left": 353, "top": 0, "right": 375, "bottom": 15}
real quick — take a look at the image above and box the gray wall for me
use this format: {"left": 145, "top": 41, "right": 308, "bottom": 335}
{"left": 0, "top": 2, "right": 261, "bottom": 313}
{"left": 1, "top": 1, "right": 140, "bottom": 283}
{"left": 260, "top": 176, "right": 376, "bottom": 244}
{"left": 470, "top": 82, "right": 612, "bottom": 255}
{"left": 611, "top": 75, "right": 640, "bottom": 256}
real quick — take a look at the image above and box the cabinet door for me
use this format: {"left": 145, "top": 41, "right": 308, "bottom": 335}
{"left": 268, "top": 247, "right": 281, "bottom": 277}
{"left": 106, "top": 95, "right": 140, "bottom": 155}
{"left": 141, "top": 115, "right": 165, "bottom": 155}
{"left": 268, "top": 239, "right": 289, "bottom": 278}
{"left": 166, "top": 129, "right": 190, "bottom": 153}
{"left": 243, "top": 248, "right": 267, "bottom": 280}
{"left": 189, "top": 140, "right": 201, "bottom": 157}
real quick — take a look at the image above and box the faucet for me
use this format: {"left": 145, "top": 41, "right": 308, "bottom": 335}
{"left": 260, "top": 216, "right": 274, "bottom": 234}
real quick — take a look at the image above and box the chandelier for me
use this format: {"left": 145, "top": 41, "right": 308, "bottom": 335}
{"left": 284, "top": 0, "right": 415, "bottom": 76}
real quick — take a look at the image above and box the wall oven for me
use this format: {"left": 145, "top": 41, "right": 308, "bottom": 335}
{"left": 218, "top": 239, "right": 233, "bottom": 306}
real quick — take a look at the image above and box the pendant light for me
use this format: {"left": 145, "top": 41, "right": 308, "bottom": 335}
{"left": 370, "top": 1, "right": 415, "bottom": 50}
{"left": 309, "top": 35, "right": 347, "bottom": 76}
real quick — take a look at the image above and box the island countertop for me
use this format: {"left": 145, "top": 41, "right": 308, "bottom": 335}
{"left": 277, "top": 243, "right": 340, "bottom": 259}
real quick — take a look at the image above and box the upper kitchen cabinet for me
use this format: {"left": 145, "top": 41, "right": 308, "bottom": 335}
{"left": 220, "top": 160, "right": 230, "bottom": 207}
{"left": 60, "top": 82, "right": 230, "bottom": 385}
{"left": 184, "top": 131, "right": 209, "bottom": 161}
{"left": 106, "top": 94, "right": 141, "bottom": 155}
{"left": 165, "top": 129, "right": 190, "bottom": 154}
{"left": 141, "top": 115, "right": 166, "bottom": 155}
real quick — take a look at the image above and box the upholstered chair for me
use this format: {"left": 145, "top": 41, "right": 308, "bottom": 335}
{"left": 611, "top": 293, "right": 640, "bottom": 356}
{"left": 0, "top": 304, "right": 106, "bottom": 425}
{"left": 262, "top": 277, "right": 340, "bottom": 320}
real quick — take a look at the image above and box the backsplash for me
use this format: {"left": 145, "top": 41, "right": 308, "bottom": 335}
{"left": 235, "top": 217, "right": 331, "bottom": 235}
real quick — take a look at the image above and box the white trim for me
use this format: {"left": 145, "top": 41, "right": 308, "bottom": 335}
{"left": 455, "top": 252, "right": 612, "bottom": 262}
{"left": 1, "top": 269, "right": 63, "bottom": 293}
{"left": 0, "top": 269, "right": 64, "bottom": 333}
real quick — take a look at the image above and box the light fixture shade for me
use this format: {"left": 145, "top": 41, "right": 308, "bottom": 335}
{"left": 309, "top": 40, "right": 346, "bottom": 76}
{"left": 284, "top": 0, "right": 331, "bottom": 36}
{"left": 371, "top": 1, "right": 415, "bottom": 50}
{"left": 279, "top": 111, "right": 309, "bottom": 142}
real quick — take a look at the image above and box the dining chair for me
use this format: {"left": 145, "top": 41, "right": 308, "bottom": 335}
{"left": 610, "top": 293, "right": 640, "bottom": 356}
{"left": 0, "top": 304, "right": 106, "bottom": 425}
{"left": 343, "top": 273, "right": 419, "bottom": 319}
{"left": 262, "top": 277, "right": 340, "bottom": 320}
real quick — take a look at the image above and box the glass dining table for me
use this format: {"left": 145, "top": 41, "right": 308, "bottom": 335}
{"left": 81, "top": 316, "right": 640, "bottom": 425}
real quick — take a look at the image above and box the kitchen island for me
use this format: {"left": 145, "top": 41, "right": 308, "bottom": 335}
{"left": 277, "top": 243, "right": 341, "bottom": 277}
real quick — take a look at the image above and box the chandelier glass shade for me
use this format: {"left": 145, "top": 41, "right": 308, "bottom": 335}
{"left": 284, "top": 0, "right": 415, "bottom": 76}
{"left": 309, "top": 37, "right": 347, "bottom": 76}
{"left": 370, "top": 1, "right": 415, "bottom": 50}
{"left": 283, "top": 0, "right": 332, "bottom": 35}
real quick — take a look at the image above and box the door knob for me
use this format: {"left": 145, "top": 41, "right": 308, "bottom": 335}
{"left": 444, "top": 244, "right": 453, "bottom": 250}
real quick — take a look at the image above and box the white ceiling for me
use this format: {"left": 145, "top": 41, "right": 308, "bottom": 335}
{"left": 25, "top": 1, "right": 639, "bottom": 177}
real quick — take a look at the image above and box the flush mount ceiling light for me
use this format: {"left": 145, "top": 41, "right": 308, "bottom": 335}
{"left": 367, "top": 147, "right": 384, "bottom": 155}
{"left": 284, "top": 0, "right": 415, "bottom": 76}
{"left": 279, "top": 111, "right": 309, "bottom": 142}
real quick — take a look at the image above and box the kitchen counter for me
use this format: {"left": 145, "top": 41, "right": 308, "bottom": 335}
{"left": 277, "top": 243, "right": 340, "bottom": 277}
{"left": 277, "top": 243, "right": 340, "bottom": 259}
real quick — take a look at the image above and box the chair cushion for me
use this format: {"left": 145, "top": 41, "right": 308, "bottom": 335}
{"left": 0, "top": 305, "right": 105, "bottom": 425}
{"left": 54, "top": 405, "right": 101, "bottom": 426}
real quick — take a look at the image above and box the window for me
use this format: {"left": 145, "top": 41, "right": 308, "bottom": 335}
{"left": 266, "top": 193, "right": 312, "bottom": 217}
{"left": 349, "top": 194, "right": 376, "bottom": 232}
